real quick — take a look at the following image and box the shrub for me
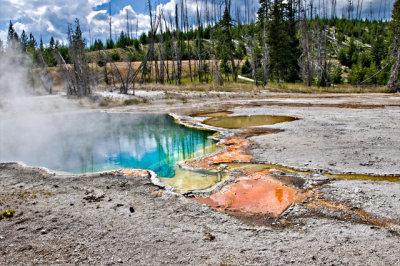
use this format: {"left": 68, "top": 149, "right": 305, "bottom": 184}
{"left": 331, "top": 65, "right": 343, "bottom": 84}
{"left": 241, "top": 59, "right": 251, "bottom": 75}
{"left": 110, "top": 50, "right": 121, "bottom": 62}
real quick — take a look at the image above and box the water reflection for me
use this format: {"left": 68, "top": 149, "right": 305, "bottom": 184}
{"left": 0, "top": 112, "right": 219, "bottom": 177}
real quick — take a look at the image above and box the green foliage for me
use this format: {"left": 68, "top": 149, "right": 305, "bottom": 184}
{"left": 116, "top": 31, "right": 132, "bottom": 48}
{"left": 7, "top": 20, "right": 19, "bottom": 48}
{"left": 220, "top": 59, "right": 232, "bottom": 78}
{"left": 139, "top": 33, "right": 148, "bottom": 45}
{"left": 359, "top": 52, "right": 372, "bottom": 68}
{"left": 265, "top": 0, "right": 300, "bottom": 82}
{"left": 110, "top": 50, "right": 121, "bottom": 61}
{"left": 348, "top": 63, "right": 366, "bottom": 85}
{"left": 330, "top": 65, "right": 343, "bottom": 84}
{"left": 215, "top": 3, "right": 237, "bottom": 80}
{"left": 338, "top": 38, "right": 358, "bottom": 68}
{"left": 133, "top": 39, "right": 140, "bottom": 50}
{"left": 371, "top": 35, "right": 386, "bottom": 66}
{"left": 106, "top": 39, "right": 114, "bottom": 49}
{"left": 90, "top": 39, "right": 104, "bottom": 51}
{"left": 241, "top": 59, "right": 252, "bottom": 75}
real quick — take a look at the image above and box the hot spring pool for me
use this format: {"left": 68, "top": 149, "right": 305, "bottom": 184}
{"left": 0, "top": 112, "right": 219, "bottom": 178}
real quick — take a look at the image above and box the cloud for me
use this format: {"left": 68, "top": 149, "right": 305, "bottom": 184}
{"left": 0, "top": 0, "right": 395, "bottom": 47}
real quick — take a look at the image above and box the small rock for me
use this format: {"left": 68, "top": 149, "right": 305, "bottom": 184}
{"left": 203, "top": 232, "right": 215, "bottom": 241}
{"left": 129, "top": 207, "right": 135, "bottom": 213}
{"left": 83, "top": 189, "right": 105, "bottom": 202}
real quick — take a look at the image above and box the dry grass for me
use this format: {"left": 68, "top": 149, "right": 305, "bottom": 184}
{"left": 265, "top": 82, "right": 393, "bottom": 94}
{"left": 47, "top": 61, "right": 393, "bottom": 94}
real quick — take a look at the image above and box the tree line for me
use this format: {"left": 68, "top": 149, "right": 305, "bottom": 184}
{"left": 1, "top": 0, "right": 399, "bottom": 96}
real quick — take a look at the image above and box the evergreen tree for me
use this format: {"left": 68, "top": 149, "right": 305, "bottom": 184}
{"left": 91, "top": 39, "right": 104, "bottom": 51}
{"left": 7, "top": 21, "right": 19, "bottom": 49}
{"left": 285, "top": 0, "right": 301, "bottom": 82}
{"left": 20, "top": 30, "right": 28, "bottom": 51}
{"left": 49, "top": 36, "right": 55, "bottom": 49}
{"left": 266, "top": 0, "right": 299, "bottom": 82}
{"left": 216, "top": 1, "right": 237, "bottom": 82}
{"left": 371, "top": 35, "right": 386, "bottom": 66}
{"left": 106, "top": 39, "right": 114, "bottom": 49}
{"left": 266, "top": 0, "right": 285, "bottom": 82}
{"left": 28, "top": 33, "right": 37, "bottom": 49}
{"left": 257, "top": 0, "right": 271, "bottom": 22}
{"left": 116, "top": 31, "right": 132, "bottom": 48}
{"left": 39, "top": 36, "right": 44, "bottom": 51}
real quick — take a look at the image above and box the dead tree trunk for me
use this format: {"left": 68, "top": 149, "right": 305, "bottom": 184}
{"left": 175, "top": 4, "right": 182, "bottom": 85}
{"left": 185, "top": 0, "right": 193, "bottom": 82}
{"left": 36, "top": 50, "right": 53, "bottom": 94}
{"left": 388, "top": 47, "right": 400, "bottom": 91}
{"left": 298, "top": 1, "right": 315, "bottom": 87}
{"left": 196, "top": 3, "right": 203, "bottom": 82}
{"left": 261, "top": 5, "right": 269, "bottom": 86}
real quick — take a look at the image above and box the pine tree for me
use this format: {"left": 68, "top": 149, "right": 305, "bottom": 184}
{"left": 266, "top": 0, "right": 285, "bottom": 82}
{"left": 49, "top": 37, "right": 55, "bottom": 49}
{"left": 266, "top": 0, "right": 299, "bottom": 82}
{"left": 7, "top": 21, "right": 19, "bottom": 49}
{"left": 371, "top": 35, "right": 385, "bottom": 66}
{"left": 217, "top": 0, "right": 237, "bottom": 82}
{"left": 285, "top": 0, "right": 301, "bottom": 82}
{"left": 39, "top": 36, "right": 44, "bottom": 51}
{"left": 28, "top": 33, "right": 37, "bottom": 49}
{"left": 20, "top": 30, "right": 28, "bottom": 51}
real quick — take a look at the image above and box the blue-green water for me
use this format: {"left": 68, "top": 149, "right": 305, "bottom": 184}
{"left": 0, "top": 112, "right": 218, "bottom": 177}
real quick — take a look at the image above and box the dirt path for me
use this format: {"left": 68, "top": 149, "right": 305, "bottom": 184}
{"left": 1, "top": 92, "right": 400, "bottom": 264}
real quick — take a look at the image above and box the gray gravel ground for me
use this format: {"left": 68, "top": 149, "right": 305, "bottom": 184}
{"left": 1, "top": 93, "right": 400, "bottom": 265}
{"left": 0, "top": 164, "right": 399, "bottom": 265}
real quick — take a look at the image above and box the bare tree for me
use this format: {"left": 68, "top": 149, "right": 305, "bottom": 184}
{"left": 184, "top": 0, "right": 193, "bottom": 82}
{"left": 109, "top": 3, "right": 112, "bottom": 42}
{"left": 298, "top": 0, "right": 315, "bottom": 86}
{"left": 35, "top": 50, "right": 54, "bottom": 94}
{"left": 196, "top": 1, "right": 204, "bottom": 82}
{"left": 54, "top": 19, "right": 94, "bottom": 96}
{"left": 108, "top": 52, "right": 136, "bottom": 94}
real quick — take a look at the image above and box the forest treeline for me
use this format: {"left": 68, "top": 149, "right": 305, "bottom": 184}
{"left": 1, "top": 0, "right": 400, "bottom": 96}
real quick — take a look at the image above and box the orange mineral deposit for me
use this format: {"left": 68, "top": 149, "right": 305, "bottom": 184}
{"left": 196, "top": 174, "right": 296, "bottom": 217}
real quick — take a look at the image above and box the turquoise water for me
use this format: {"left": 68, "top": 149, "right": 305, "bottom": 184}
{"left": 0, "top": 112, "right": 218, "bottom": 177}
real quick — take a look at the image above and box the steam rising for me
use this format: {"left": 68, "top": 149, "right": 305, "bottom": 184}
{"left": 0, "top": 44, "right": 30, "bottom": 99}
{"left": 0, "top": 43, "right": 93, "bottom": 170}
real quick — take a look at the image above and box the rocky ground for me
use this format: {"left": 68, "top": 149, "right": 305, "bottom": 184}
{"left": 1, "top": 92, "right": 400, "bottom": 265}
